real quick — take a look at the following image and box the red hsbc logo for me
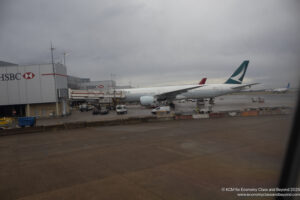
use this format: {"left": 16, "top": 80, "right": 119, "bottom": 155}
{"left": 23, "top": 72, "right": 35, "bottom": 80}
{"left": 0, "top": 72, "right": 36, "bottom": 81}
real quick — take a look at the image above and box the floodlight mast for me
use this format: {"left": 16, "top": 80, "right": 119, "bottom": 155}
{"left": 50, "top": 42, "right": 59, "bottom": 116}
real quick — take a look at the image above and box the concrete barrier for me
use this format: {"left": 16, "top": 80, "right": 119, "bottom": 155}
{"left": 241, "top": 110, "right": 259, "bottom": 117}
{"left": 157, "top": 117, "right": 175, "bottom": 121}
{"left": 257, "top": 107, "right": 292, "bottom": 116}
{"left": 88, "top": 119, "right": 122, "bottom": 127}
{"left": 270, "top": 109, "right": 282, "bottom": 115}
{"left": 121, "top": 117, "right": 145, "bottom": 125}
{"left": 192, "top": 114, "right": 209, "bottom": 119}
{"left": 259, "top": 110, "right": 270, "bottom": 115}
{"left": 156, "top": 112, "right": 171, "bottom": 117}
{"left": 64, "top": 122, "right": 87, "bottom": 129}
{"left": 44, "top": 124, "right": 65, "bottom": 132}
{"left": 0, "top": 106, "right": 293, "bottom": 136}
{"left": 209, "top": 112, "right": 226, "bottom": 118}
{"left": 175, "top": 115, "right": 193, "bottom": 120}
{"left": 227, "top": 111, "right": 241, "bottom": 117}
{"left": 156, "top": 112, "right": 174, "bottom": 118}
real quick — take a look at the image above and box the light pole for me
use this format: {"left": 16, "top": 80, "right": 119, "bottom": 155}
{"left": 50, "top": 42, "right": 59, "bottom": 116}
{"left": 62, "top": 51, "right": 69, "bottom": 116}
{"left": 110, "top": 73, "right": 116, "bottom": 107}
{"left": 51, "top": 42, "right": 55, "bottom": 75}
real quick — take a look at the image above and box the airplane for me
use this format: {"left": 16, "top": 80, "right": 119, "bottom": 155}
{"left": 119, "top": 60, "right": 257, "bottom": 107}
{"left": 177, "top": 60, "right": 258, "bottom": 103}
{"left": 120, "top": 78, "right": 207, "bottom": 107}
{"left": 271, "top": 83, "right": 290, "bottom": 93}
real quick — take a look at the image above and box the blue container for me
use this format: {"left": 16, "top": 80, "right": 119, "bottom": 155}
{"left": 18, "top": 117, "right": 36, "bottom": 127}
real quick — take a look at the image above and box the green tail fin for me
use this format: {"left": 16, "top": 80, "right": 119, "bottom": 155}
{"left": 225, "top": 60, "right": 249, "bottom": 84}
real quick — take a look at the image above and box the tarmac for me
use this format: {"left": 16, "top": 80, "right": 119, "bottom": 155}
{"left": 36, "top": 93, "right": 297, "bottom": 126}
{"left": 0, "top": 115, "right": 293, "bottom": 200}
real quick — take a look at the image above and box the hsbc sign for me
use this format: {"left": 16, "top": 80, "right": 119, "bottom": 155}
{"left": 0, "top": 72, "right": 35, "bottom": 81}
{"left": 23, "top": 72, "right": 35, "bottom": 79}
{"left": 0, "top": 73, "right": 21, "bottom": 81}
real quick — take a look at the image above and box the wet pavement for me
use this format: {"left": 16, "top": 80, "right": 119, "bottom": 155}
{"left": 0, "top": 115, "right": 293, "bottom": 200}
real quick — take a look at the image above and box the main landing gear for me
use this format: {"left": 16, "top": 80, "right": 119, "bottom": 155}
{"left": 209, "top": 98, "right": 215, "bottom": 105}
{"left": 168, "top": 102, "right": 175, "bottom": 109}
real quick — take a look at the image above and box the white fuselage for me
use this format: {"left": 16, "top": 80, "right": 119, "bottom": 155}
{"left": 272, "top": 88, "right": 288, "bottom": 93}
{"left": 120, "top": 85, "right": 197, "bottom": 102}
{"left": 119, "top": 84, "right": 245, "bottom": 102}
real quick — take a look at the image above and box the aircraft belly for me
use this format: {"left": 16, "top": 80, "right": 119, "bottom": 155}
{"left": 183, "top": 90, "right": 213, "bottom": 99}
{"left": 124, "top": 92, "right": 154, "bottom": 102}
{"left": 184, "top": 87, "right": 234, "bottom": 99}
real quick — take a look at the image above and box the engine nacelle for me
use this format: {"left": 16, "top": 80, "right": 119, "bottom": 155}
{"left": 140, "top": 96, "right": 155, "bottom": 106}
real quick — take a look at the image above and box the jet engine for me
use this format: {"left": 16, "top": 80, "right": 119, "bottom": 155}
{"left": 140, "top": 96, "right": 155, "bottom": 106}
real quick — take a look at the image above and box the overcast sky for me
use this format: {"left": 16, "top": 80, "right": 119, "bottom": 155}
{"left": 0, "top": 0, "right": 299, "bottom": 88}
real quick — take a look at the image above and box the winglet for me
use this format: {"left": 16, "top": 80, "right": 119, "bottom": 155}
{"left": 199, "top": 78, "right": 207, "bottom": 85}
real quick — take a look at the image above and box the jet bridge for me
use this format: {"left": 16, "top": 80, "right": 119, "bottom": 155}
{"left": 68, "top": 89, "right": 125, "bottom": 101}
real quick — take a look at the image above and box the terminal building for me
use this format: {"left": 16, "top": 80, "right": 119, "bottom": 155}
{"left": 67, "top": 76, "right": 116, "bottom": 92}
{"left": 67, "top": 75, "right": 90, "bottom": 90}
{"left": 0, "top": 61, "right": 69, "bottom": 117}
{"left": 80, "top": 80, "right": 116, "bottom": 91}
{"left": 1, "top": 60, "right": 132, "bottom": 118}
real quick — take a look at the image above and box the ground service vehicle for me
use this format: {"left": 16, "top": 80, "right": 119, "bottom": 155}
{"left": 0, "top": 117, "right": 15, "bottom": 129}
{"left": 79, "top": 104, "right": 94, "bottom": 112}
{"left": 151, "top": 106, "right": 170, "bottom": 114}
{"left": 116, "top": 105, "right": 127, "bottom": 114}
{"left": 18, "top": 117, "right": 36, "bottom": 128}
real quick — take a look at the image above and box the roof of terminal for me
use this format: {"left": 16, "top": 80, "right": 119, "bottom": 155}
{"left": 0, "top": 61, "right": 18, "bottom": 66}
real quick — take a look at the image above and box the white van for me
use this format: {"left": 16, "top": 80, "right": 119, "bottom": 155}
{"left": 116, "top": 105, "right": 127, "bottom": 114}
{"left": 151, "top": 106, "right": 170, "bottom": 114}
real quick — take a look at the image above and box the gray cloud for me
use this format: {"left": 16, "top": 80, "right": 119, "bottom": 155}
{"left": 0, "top": 0, "right": 299, "bottom": 88}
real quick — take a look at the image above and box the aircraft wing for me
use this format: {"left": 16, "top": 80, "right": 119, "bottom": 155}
{"left": 155, "top": 85, "right": 204, "bottom": 101}
{"left": 231, "top": 83, "right": 259, "bottom": 89}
